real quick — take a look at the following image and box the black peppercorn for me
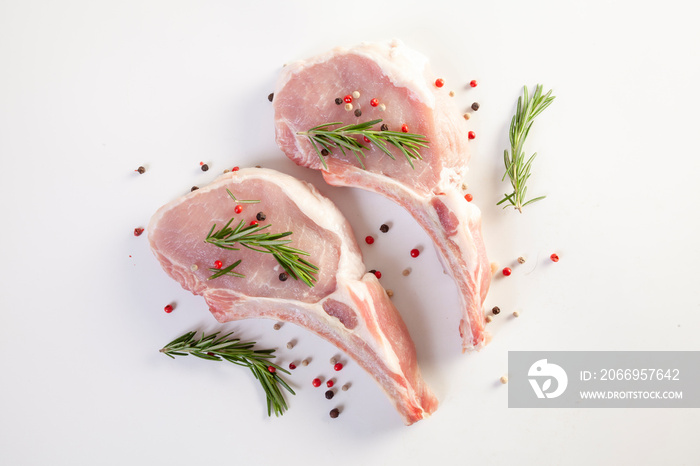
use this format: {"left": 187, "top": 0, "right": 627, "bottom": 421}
{"left": 380, "top": 124, "right": 388, "bottom": 131}
{"left": 369, "top": 269, "right": 376, "bottom": 275}
{"left": 201, "top": 164, "right": 209, "bottom": 172}
{"left": 325, "top": 390, "right": 334, "bottom": 400}
{"left": 354, "top": 108, "right": 362, "bottom": 117}
{"left": 492, "top": 306, "right": 500, "bottom": 315}
{"left": 471, "top": 102, "right": 480, "bottom": 111}
{"left": 321, "top": 148, "right": 329, "bottom": 156}
{"left": 329, "top": 408, "right": 340, "bottom": 418}
{"left": 379, "top": 224, "right": 389, "bottom": 233}
{"left": 256, "top": 212, "right": 266, "bottom": 221}
{"left": 279, "top": 272, "right": 288, "bottom": 282}
{"left": 191, "top": 186, "right": 199, "bottom": 191}
{"left": 335, "top": 97, "right": 343, "bottom": 105}
{"left": 136, "top": 166, "right": 146, "bottom": 174}
{"left": 267, "top": 93, "right": 274, "bottom": 102}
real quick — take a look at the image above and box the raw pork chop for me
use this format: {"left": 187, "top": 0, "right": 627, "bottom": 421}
{"left": 273, "top": 39, "right": 491, "bottom": 351}
{"left": 148, "top": 168, "right": 437, "bottom": 425}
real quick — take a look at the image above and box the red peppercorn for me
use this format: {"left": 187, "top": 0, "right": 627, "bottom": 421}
{"left": 312, "top": 378, "right": 322, "bottom": 387}
{"left": 289, "top": 363, "right": 297, "bottom": 370}
{"left": 365, "top": 235, "right": 374, "bottom": 245}
{"left": 401, "top": 124, "right": 409, "bottom": 133}
{"left": 214, "top": 260, "right": 223, "bottom": 269}
{"left": 373, "top": 270, "right": 382, "bottom": 279}
{"left": 410, "top": 248, "right": 420, "bottom": 258}
{"left": 326, "top": 379, "right": 334, "bottom": 388}
{"left": 250, "top": 220, "right": 258, "bottom": 226}
{"left": 334, "top": 363, "right": 343, "bottom": 371}
{"left": 234, "top": 205, "right": 243, "bottom": 214}
{"left": 470, "top": 80, "right": 478, "bottom": 88}
{"left": 468, "top": 131, "right": 476, "bottom": 140}
{"left": 343, "top": 95, "right": 352, "bottom": 103}
{"left": 134, "top": 227, "right": 144, "bottom": 236}
{"left": 435, "top": 78, "right": 445, "bottom": 88}
{"left": 370, "top": 98, "right": 379, "bottom": 107}
{"left": 550, "top": 253, "right": 560, "bottom": 262}
{"left": 164, "top": 304, "right": 174, "bottom": 313}
{"left": 267, "top": 366, "right": 276, "bottom": 373}
{"left": 363, "top": 136, "right": 371, "bottom": 143}
{"left": 502, "top": 267, "right": 512, "bottom": 276}
{"left": 232, "top": 166, "right": 240, "bottom": 171}
{"left": 465, "top": 193, "right": 473, "bottom": 202}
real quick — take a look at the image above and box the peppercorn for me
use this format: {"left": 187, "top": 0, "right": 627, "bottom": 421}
{"left": 134, "top": 228, "right": 144, "bottom": 236}
{"left": 344, "top": 103, "right": 353, "bottom": 111}
{"left": 500, "top": 376, "right": 508, "bottom": 384}
{"left": 471, "top": 102, "right": 480, "bottom": 111}
{"left": 470, "top": 80, "right": 478, "bottom": 88}
{"left": 352, "top": 91, "right": 360, "bottom": 99}
{"left": 343, "top": 95, "right": 352, "bottom": 103}
{"left": 191, "top": 186, "right": 199, "bottom": 191}
{"left": 386, "top": 289, "right": 394, "bottom": 298}
{"left": 267, "top": 93, "right": 274, "bottom": 102}
{"left": 379, "top": 223, "right": 389, "bottom": 233}
{"left": 329, "top": 408, "right": 340, "bottom": 418}
{"left": 301, "top": 359, "right": 309, "bottom": 366}
{"left": 214, "top": 260, "right": 222, "bottom": 269}
{"left": 312, "top": 378, "right": 321, "bottom": 388}
{"left": 321, "top": 148, "right": 329, "bottom": 156}
{"left": 485, "top": 315, "right": 492, "bottom": 323}
{"left": 513, "top": 311, "right": 520, "bottom": 317}
{"left": 468, "top": 131, "right": 476, "bottom": 140}
{"left": 286, "top": 341, "right": 294, "bottom": 349}
{"left": 289, "top": 362, "right": 297, "bottom": 370}
{"left": 335, "top": 97, "right": 343, "bottom": 105}
{"left": 410, "top": 248, "right": 420, "bottom": 258}
{"left": 464, "top": 193, "right": 473, "bottom": 202}
{"left": 164, "top": 304, "right": 174, "bottom": 313}
{"left": 232, "top": 166, "right": 239, "bottom": 171}
{"left": 325, "top": 390, "right": 334, "bottom": 400}
{"left": 517, "top": 256, "right": 526, "bottom": 264}
{"left": 402, "top": 268, "right": 411, "bottom": 276}
{"left": 334, "top": 363, "right": 343, "bottom": 371}
{"left": 463, "top": 113, "right": 471, "bottom": 120}
{"left": 550, "top": 253, "right": 560, "bottom": 262}
{"left": 341, "top": 383, "right": 350, "bottom": 391}
{"left": 401, "top": 124, "right": 409, "bottom": 133}
{"left": 492, "top": 306, "right": 501, "bottom": 315}
{"left": 330, "top": 357, "right": 337, "bottom": 365}
{"left": 267, "top": 366, "right": 276, "bottom": 373}
{"left": 279, "top": 272, "right": 288, "bottom": 282}
{"left": 201, "top": 163, "right": 209, "bottom": 172}
{"left": 326, "top": 379, "right": 334, "bottom": 388}
{"left": 370, "top": 98, "right": 379, "bottom": 107}
{"left": 380, "top": 124, "right": 388, "bottom": 131}
{"left": 502, "top": 267, "right": 512, "bottom": 276}
{"left": 354, "top": 108, "right": 362, "bottom": 117}
{"left": 256, "top": 212, "right": 266, "bottom": 221}
{"left": 273, "top": 322, "right": 282, "bottom": 330}
{"left": 365, "top": 235, "right": 374, "bottom": 245}
{"left": 435, "top": 78, "right": 445, "bottom": 88}
{"left": 136, "top": 166, "right": 146, "bottom": 174}
{"left": 234, "top": 205, "right": 243, "bottom": 214}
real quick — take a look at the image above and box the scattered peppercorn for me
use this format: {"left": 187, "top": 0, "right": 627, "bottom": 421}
{"left": 335, "top": 97, "right": 343, "bottom": 105}
{"left": 234, "top": 205, "right": 243, "bottom": 214}
{"left": 330, "top": 357, "right": 337, "bottom": 365}
{"left": 321, "top": 148, "right": 329, "bottom": 156}
{"left": 410, "top": 248, "right": 420, "bottom": 258}
{"left": 267, "top": 93, "right": 274, "bottom": 102}
{"left": 386, "top": 289, "right": 394, "bottom": 298}
{"left": 286, "top": 341, "right": 294, "bottom": 349}
{"left": 370, "top": 98, "right": 379, "bottom": 107}
{"left": 214, "top": 260, "right": 223, "bottom": 269}
{"left": 550, "top": 253, "right": 560, "bottom": 262}
{"left": 329, "top": 408, "right": 340, "bottom": 418}
{"left": 492, "top": 306, "right": 501, "bottom": 315}
{"left": 502, "top": 267, "right": 512, "bottom": 276}
{"left": 435, "top": 78, "right": 445, "bottom": 88}
{"left": 401, "top": 124, "right": 409, "bottom": 133}
{"left": 267, "top": 366, "right": 276, "bottom": 373}
{"left": 463, "top": 113, "right": 471, "bottom": 120}
{"left": 136, "top": 166, "right": 146, "bottom": 174}
{"left": 363, "top": 135, "right": 370, "bottom": 143}
{"left": 449, "top": 91, "right": 455, "bottom": 97}
{"left": 365, "top": 235, "right": 374, "bottom": 245}
{"left": 500, "top": 375, "right": 508, "bottom": 384}
{"left": 490, "top": 262, "right": 499, "bottom": 275}
{"left": 341, "top": 383, "right": 350, "bottom": 391}
{"left": 256, "top": 212, "right": 266, "bottom": 221}
{"left": 468, "top": 131, "right": 476, "bottom": 140}
{"left": 380, "top": 124, "right": 388, "bottom": 131}
{"left": 379, "top": 223, "right": 389, "bottom": 233}
{"left": 344, "top": 103, "right": 353, "bottom": 111}
{"left": 326, "top": 379, "right": 334, "bottom": 388}
{"left": 471, "top": 102, "right": 480, "bottom": 111}
{"left": 354, "top": 108, "right": 362, "bottom": 117}
{"left": 301, "top": 359, "right": 309, "bottom": 366}
{"left": 325, "top": 390, "right": 334, "bottom": 400}
{"left": 190, "top": 264, "right": 198, "bottom": 271}
{"left": 378, "top": 103, "right": 386, "bottom": 111}
{"left": 279, "top": 272, "right": 288, "bottom": 282}
{"left": 201, "top": 163, "right": 209, "bottom": 171}
{"left": 485, "top": 315, "right": 492, "bottom": 323}
{"left": 470, "top": 80, "right": 478, "bottom": 88}
{"left": 343, "top": 95, "right": 352, "bottom": 103}
{"left": 312, "top": 378, "right": 321, "bottom": 388}
{"left": 334, "top": 363, "right": 343, "bottom": 371}
{"left": 352, "top": 91, "right": 360, "bottom": 99}
{"left": 517, "top": 256, "right": 526, "bottom": 264}
{"left": 464, "top": 193, "right": 473, "bottom": 202}
{"left": 513, "top": 311, "right": 520, "bottom": 317}
{"left": 232, "top": 166, "right": 240, "bottom": 171}
{"left": 191, "top": 186, "right": 199, "bottom": 191}
{"left": 289, "top": 363, "right": 297, "bottom": 370}
{"left": 273, "top": 322, "right": 282, "bottom": 330}
{"left": 134, "top": 227, "right": 144, "bottom": 236}
{"left": 164, "top": 304, "right": 174, "bottom": 313}
{"left": 372, "top": 270, "right": 382, "bottom": 279}
{"left": 402, "top": 268, "right": 411, "bottom": 276}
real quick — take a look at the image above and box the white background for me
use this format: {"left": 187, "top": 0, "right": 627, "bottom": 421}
{"left": 1, "top": 1, "right": 699, "bottom": 464}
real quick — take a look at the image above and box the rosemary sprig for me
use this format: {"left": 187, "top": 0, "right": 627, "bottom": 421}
{"left": 205, "top": 218, "right": 319, "bottom": 287}
{"left": 297, "top": 119, "right": 429, "bottom": 170}
{"left": 498, "top": 84, "right": 555, "bottom": 212}
{"left": 160, "top": 330, "right": 295, "bottom": 416}
{"left": 226, "top": 189, "right": 260, "bottom": 204}
{"left": 207, "top": 259, "right": 244, "bottom": 280}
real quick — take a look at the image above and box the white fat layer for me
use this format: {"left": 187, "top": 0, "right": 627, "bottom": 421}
{"left": 275, "top": 39, "right": 435, "bottom": 108}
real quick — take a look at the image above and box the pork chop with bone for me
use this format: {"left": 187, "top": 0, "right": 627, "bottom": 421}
{"left": 148, "top": 168, "right": 437, "bottom": 425}
{"left": 273, "top": 39, "right": 491, "bottom": 351}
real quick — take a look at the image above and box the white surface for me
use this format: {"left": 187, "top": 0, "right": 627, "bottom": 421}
{"left": 1, "top": 1, "right": 699, "bottom": 464}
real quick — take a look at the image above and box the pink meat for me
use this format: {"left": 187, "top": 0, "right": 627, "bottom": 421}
{"left": 273, "top": 40, "right": 491, "bottom": 351}
{"left": 148, "top": 168, "right": 437, "bottom": 425}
